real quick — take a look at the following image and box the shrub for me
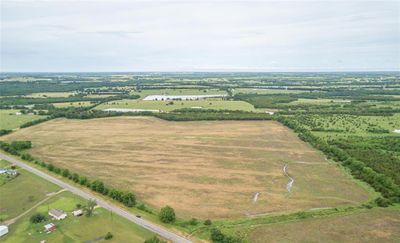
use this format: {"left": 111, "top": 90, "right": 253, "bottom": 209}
{"left": 30, "top": 213, "right": 47, "bottom": 224}
{"left": 159, "top": 206, "right": 175, "bottom": 223}
{"left": 144, "top": 236, "right": 167, "bottom": 243}
{"left": 189, "top": 218, "right": 198, "bottom": 225}
{"left": 104, "top": 232, "right": 113, "bottom": 240}
{"left": 375, "top": 197, "right": 392, "bottom": 207}
{"left": 204, "top": 219, "right": 212, "bottom": 226}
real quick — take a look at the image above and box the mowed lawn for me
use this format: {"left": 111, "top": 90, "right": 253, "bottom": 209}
{"left": 249, "top": 207, "right": 400, "bottom": 243}
{"left": 0, "top": 109, "right": 46, "bottom": 130}
{"left": 0, "top": 160, "right": 60, "bottom": 221}
{"left": 3, "top": 117, "right": 371, "bottom": 219}
{"left": 3, "top": 191, "right": 154, "bottom": 243}
{"left": 95, "top": 99, "right": 257, "bottom": 112}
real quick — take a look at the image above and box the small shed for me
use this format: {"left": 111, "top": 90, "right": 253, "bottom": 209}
{"left": 44, "top": 223, "right": 56, "bottom": 232}
{"left": 0, "top": 225, "right": 8, "bottom": 237}
{"left": 72, "top": 209, "right": 83, "bottom": 217}
{"left": 49, "top": 209, "right": 67, "bottom": 220}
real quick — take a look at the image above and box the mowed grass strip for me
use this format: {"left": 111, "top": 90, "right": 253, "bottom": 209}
{"left": 249, "top": 207, "right": 400, "bottom": 243}
{"left": 3, "top": 117, "right": 371, "bottom": 219}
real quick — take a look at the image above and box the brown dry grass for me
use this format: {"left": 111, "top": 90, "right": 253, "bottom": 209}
{"left": 250, "top": 208, "right": 400, "bottom": 243}
{"left": 3, "top": 117, "right": 370, "bottom": 219}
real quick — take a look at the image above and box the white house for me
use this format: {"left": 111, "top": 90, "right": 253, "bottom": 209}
{"left": 48, "top": 209, "right": 67, "bottom": 220}
{"left": 0, "top": 225, "right": 8, "bottom": 237}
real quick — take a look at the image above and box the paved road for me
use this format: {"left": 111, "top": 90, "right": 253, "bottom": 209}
{"left": 0, "top": 153, "right": 192, "bottom": 243}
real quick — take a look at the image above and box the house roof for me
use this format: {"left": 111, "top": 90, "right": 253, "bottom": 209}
{"left": 49, "top": 209, "right": 65, "bottom": 217}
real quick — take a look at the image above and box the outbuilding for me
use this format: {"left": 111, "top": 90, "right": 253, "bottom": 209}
{"left": 0, "top": 225, "right": 8, "bottom": 237}
{"left": 48, "top": 209, "right": 67, "bottom": 220}
{"left": 72, "top": 209, "right": 83, "bottom": 217}
{"left": 44, "top": 223, "right": 56, "bottom": 232}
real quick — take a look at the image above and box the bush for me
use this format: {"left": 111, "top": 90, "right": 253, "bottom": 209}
{"left": 104, "top": 232, "right": 113, "bottom": 240}
{"left": 189, "top": 218, "right": 198, "bottom": 225}
{"left": 10, "top": 140, "right": 32, "bottom": 150}
{"left": 204, "top": 219, "right": 212, "bottom": 226}
{"left": 159, "top": 206, "right": 176, "bottom": 223}
{"left": 144, "top": 236, "right": 167, "bottom": 243}
{"left": 30, "top": 213, "right": 47, "bottom": 224}
{"left": 210, "top": 228, "right": 243, "bottom": 243}
{"left": 375, "top": 197, "right": 392, "bottom": 207}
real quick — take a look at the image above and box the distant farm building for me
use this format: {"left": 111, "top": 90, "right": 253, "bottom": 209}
{"left": 0, "top": 225, "right": 8, "bottom": 237}
{"left": 48, "top": 209, "right": 67, "bottom": 220}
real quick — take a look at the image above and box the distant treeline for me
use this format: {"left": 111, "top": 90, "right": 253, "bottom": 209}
{"left": 0, "top": 94, "right": 139, "bottom": 106}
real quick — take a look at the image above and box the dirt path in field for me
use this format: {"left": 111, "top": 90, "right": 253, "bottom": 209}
{"left": 253, "top": 192, "right": 260, "bottom": 203}
{"left": 4, "top": 188, "right": 66, "bottom": 226}
{"left": 283, "top": 164, "right": 294, "bottom": 193}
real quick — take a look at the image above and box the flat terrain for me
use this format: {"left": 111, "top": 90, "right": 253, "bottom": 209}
{"left": 0, "top": 160, "right": 60, "bottom": 221}
{"left": 3, "top": 190, "right": 154, "bottom": 243}
{"left": 52, "top": 101, "right": 94, "bottom": 108}
{"left": 0, "top": 109, "right": 46, "bottom": 130}
{"left": 249, "top": 207, "right": 400, "bottom": 243}
{"left": 95, "top": 99, "right": 257, "bottom": 112}
{"left": 3, "top": 117, "right": 371, "bottom": 219}
{"left": 130, "top": 88, "right": 227, "bottom": 99}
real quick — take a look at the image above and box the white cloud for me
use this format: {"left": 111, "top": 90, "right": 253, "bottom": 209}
{"left": 1, "top": 0, "right": 399, "bottom": 71}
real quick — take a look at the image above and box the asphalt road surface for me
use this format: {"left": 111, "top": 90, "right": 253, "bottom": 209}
{"left": 0, "top": 152, "right": 192, "bottom": 243}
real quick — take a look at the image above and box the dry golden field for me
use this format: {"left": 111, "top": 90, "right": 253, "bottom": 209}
{"left": 3, "top": 117, "right": 371, "bottom": 219}
{"left": 250, "top": 208, "right": 400, "bottom": 243}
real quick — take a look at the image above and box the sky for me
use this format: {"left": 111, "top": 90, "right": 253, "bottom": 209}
{"left": 1, "top": 0, "right": 399, "bottom": 72}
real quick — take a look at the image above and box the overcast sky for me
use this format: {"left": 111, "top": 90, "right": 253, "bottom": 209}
{"left": 1, "top": 0, "right": 399, "bottom": 72}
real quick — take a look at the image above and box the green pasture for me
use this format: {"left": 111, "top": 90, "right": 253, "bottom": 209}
{"left": 0, "top": 160, "right": 60, "bottom": 221}
{"left": 95, "top": 99, "right": 258, "bottom": 112}
{"left": 0, "top": 109, "right": 46, "bottom": 130}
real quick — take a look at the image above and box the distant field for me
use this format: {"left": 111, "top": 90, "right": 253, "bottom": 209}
{"left": 25, "top": 92, "right": 75, "bottom": 98}
{"left": 249, "top": 207, "right": 400, "bottom": 243}
{"left": 131, "top": 88, "right": 227, "bottom": 99}
{"left": 52, "top": 101, "right": 94, "bottom": 108}
{"left": 0, "top": 160, "right": 60, "bottom": 221}
{"left": 0, "top": 109, "right": 46, "bottom": 130}
{"left": 3, "top": 117, "right": 371, "bottom": 219}
{"left": 95, "top": 99, "right": 258, "bottom": 112}
{"left": 234, "top": 88, "right": 307, "bottom": 95}
{"left": 3, "top": 191, "right": 154, "bottom": 243}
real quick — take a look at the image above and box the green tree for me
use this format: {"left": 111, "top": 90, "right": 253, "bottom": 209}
{"left": 30, "top": 213, "right": 47, "bottom": 224}
{"left": 159, "top": 206, "right": 175, "bottom": 223}
{"left": 84, "top": 199, "right": 97, "bottom": 217}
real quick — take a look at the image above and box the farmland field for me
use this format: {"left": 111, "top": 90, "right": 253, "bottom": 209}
{"left": 95, "top": 99, "right": 258, "bottom": 112}
{"left": 3, "top": 117, "right": 371, "bottom": 219}
{"left": 249, "top": 207, "right": 400, "bottom": 243}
